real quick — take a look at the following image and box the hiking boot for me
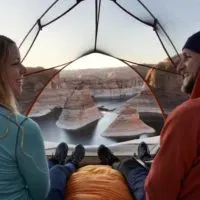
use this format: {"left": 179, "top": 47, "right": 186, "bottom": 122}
{"left": 53, "top": 142, "right": 68, "bottom": 165}
{"left": 66, "top": 144, "right": 85, "bottom": 168}
{"left": 137, "top": 142, "right": 152, "bottom": 162}
{"left": 113, "top": 157, "right": 148, "bottom": 178}
{"left": 98, "top": 144, "right": 119, "bottom": 165}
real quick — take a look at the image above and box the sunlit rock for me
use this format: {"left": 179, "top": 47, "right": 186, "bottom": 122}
{"left": 102, "top": 105, "right": 155, "bottom": 138}
{"left": 56, "top": 89, "right": 103, "bottom": 130}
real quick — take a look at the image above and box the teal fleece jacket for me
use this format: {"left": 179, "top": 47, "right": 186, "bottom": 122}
{"left": 0, "top": 106, "right": 50, "bottom": 200}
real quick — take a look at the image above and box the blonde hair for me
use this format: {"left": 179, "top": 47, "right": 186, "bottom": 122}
{"left": 0, "top": 35, "right": 18, "bottom": 113}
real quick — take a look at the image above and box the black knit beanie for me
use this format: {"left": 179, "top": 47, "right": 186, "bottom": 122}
{"left": 183, "top": 31, "right": 200, "bottom": 53}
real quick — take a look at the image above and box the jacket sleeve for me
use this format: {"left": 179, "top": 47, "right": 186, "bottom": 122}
{"left": 145, "top": 108, "right": 200, "bottom": 200}
{"left": 16, "top": 118, "right": 50, "bottom": 200}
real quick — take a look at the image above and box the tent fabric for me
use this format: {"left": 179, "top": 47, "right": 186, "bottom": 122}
{"left": 2, "top": 0, "right": 198, "bottom": 66}
{"left": 6, "top": 0, "right": 192, "bottom": 116}
{"left": 0, "top": 0, "right": 195, "bottom": 142}
{"left": 1, "top": 0, "right": 199, "bottom": 67}
{"left": 66, "top": 165, "right": 133, "bottom": 200}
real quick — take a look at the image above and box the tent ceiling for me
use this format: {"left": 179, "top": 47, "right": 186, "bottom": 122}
{"left": 1, "top": 0, "right": 199, "bottom": 68}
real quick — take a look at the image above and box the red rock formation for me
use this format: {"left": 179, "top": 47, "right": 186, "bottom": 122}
{"left": 102, "top": 105, "right": 155, "bottom": 138}
{"left": 18, "top": 67, "right": 60, "bottom": 114}
{"left": 56, "top": 89, "right": 103, "bottom": 130}
{"left": 141, "top": 56, "right": 188, "bottom": 113}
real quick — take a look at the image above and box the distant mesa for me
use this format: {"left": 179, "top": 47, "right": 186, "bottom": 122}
{"left": 101, "top": 105, "right": 155, "bottom": 138}
{"left": 56, "top": 89, "right": 103, "bottom": 130}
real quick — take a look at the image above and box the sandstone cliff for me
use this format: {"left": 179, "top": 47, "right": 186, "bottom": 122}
{"left": 102, "top": 105, "right": 155, "bottom": 138}
{"left": 141, "top": 55, "right": 188, "bottom": 113}
{"left": 56, "top": 89, "right": 103, "bottom": 130}
{"left": 18, "top": 67, "right": 60, "bottom": 114}
{"left": 18, "top": 58, "right": 188, "bottom": 116}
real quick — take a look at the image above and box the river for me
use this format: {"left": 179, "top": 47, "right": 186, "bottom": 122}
{"left": 31, "top": 98, "right": 164, "bottom": 145}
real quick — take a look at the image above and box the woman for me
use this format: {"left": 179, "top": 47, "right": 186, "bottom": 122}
{"left": 0, "top": 35, "right": 86, "bottom": 200}
{"left": 0, "top": 35, "right": 50, "bottom": 199}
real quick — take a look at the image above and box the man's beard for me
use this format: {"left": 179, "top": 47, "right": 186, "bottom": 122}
{"left": 181, "top": 75, "right": 195, "bottom": 94}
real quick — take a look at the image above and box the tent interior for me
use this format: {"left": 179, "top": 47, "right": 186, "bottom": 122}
{"left": 1, "top": 0, "right": 198, "bottom": 158}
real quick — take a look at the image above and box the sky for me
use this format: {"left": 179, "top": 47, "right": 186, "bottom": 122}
{"left": 1, "top": 0, "right": 200, "bottom": 70}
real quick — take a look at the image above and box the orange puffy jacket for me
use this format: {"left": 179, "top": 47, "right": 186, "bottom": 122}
{"left": 145, "top": 74, "right": 200, "bottom": 200}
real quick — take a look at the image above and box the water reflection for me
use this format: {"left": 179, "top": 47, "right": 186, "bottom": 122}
{"left": 31, "top": 99, "right": 163, "bottom": 145}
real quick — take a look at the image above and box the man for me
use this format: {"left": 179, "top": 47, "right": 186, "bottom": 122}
{"left": 98, "top": 31, "right": 200, "bottom": 200}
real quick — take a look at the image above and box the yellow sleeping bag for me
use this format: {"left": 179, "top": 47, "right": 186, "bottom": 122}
{"left": 66, "top": 165, "right": 134, "bottom": 200}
